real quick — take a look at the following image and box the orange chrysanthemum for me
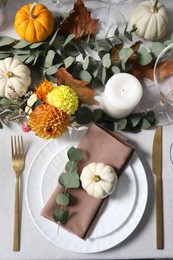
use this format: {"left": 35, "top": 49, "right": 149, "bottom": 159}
{"left": 34, "top": 79, "right": 54, "bottom": 101}
{"left": 28, "top": 103, "right": 69, "bottom": 139}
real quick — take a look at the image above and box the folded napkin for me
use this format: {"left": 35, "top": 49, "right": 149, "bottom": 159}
{"left": 41, "top": 123, "right": 135, "bottom": 239}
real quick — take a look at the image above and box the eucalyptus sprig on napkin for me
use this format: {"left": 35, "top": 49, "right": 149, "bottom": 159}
{"left": 53, "top": 147, "right": 84, "bottom": 225}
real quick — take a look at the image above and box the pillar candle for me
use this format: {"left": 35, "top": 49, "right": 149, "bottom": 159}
{"left": 103, "top": 73, "right": 143, "bottom": 119}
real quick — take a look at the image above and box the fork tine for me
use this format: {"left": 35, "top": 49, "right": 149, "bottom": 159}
{"left": 20, "top": 136, "right": 24, "bottom": 158}
{"left": 19, "top": 136, "right": 24, "bottom": 159}
{"left": 11, "top": 136, "right": 15, "bottom": 159}
{"left": 11, "top": 136, "right": 24, "bottom": 160}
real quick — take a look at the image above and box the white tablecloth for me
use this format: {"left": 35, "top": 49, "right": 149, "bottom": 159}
{"left": 1, "top": 0, "right": 173, "bottom": 259}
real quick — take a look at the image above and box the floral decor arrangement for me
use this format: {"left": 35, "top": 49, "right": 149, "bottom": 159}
{"left": 0, "top": 0, "right": 173, "bottom": 137}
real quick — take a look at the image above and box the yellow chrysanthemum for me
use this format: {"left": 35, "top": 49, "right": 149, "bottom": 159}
{"left": 28, "top": 103, "right": 69, "bottom": 139}
{"left": 34, "top": 79, "right": 54, "bottom": 101}
{"left": 46, "top": 85, "right": 79, "bottom": 115}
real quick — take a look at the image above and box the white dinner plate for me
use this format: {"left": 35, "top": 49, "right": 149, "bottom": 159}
{"left": 26, "top": 129, "right": 148, "bottom": 253}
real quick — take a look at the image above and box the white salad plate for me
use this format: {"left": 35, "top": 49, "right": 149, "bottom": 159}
{"left": 26, "top": 129, "right": 148, "bottom": 253}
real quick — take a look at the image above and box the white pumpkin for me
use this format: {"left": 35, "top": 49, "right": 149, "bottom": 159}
{"left": 130, "top": 0, "right": 169, "bottom": 40}
{"left": 80, "top": 162, "right": 118, "bottom": 199}
{"left": 0, "top": 57, "right": 31, "bottom": 99}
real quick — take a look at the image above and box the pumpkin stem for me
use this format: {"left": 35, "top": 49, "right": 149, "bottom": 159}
{"left": 92, "top": 175, "right": 101, "bottom": 182}
{"left": 6, "top": 71, "right": 13, "bottom": 78}
{"left": 151, "top": 0, "right": 158, "bottom": 13}
{"left": 30, "top": 2, "right": 37, "bottom": 20}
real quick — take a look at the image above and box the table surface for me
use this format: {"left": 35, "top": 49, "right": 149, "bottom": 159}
{"left": 1, "top": 0, "right": 173, "bottom": 259}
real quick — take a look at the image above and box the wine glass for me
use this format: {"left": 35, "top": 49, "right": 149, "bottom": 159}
{"left": 91, "top": 0, "right": 135, "bottom": 39}
{"left": 153, "top": 43, "right": 173, "bottom": 126}
{"left": 133, "top": 43, "right": 173, "bottom": 126}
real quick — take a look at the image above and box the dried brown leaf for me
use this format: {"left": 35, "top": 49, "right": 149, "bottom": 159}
{"left": 55, "top": 67, "right": 99, "bottom": 106}
{"left": 58, "top": 0, "right": 99, "bottom": 40}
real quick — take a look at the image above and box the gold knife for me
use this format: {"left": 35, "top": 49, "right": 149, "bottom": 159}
{"left": 152, "top": 126, "right": 164, "bottom": 249}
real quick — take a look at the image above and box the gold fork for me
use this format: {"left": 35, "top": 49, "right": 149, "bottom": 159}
{"left": 11, "top": 136, "right": 25, "bottom": 251}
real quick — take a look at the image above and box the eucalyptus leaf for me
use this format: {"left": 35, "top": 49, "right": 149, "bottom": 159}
{"left": 76, "top": 41, "right": 86, "bottom": 56}
{"left": 164, "top": 40, "right": 173, "bottom": 46}
{"left": 53, "top": 208, "right": 69, "bottom": 224}
{"left": 101, "top": 66, "right": 107, "bottom": 84}
{"left": 141, "top": 118, "right": 151, "bottom": 129}
{"left": 91, "top": 77, "right": 104, "bottom": 89}
{"left": 117, "top": 118, "right": 128, "bottom": 130}
{"left": 56, "top": 193, "right": 70, "bottom": 206}
{"left": 94, "top": 39, "right": 100, "bottom": 52}
{"left": 65, "top": 161, "right": 78, "bottom": 172}
{"left": 98, "top": 50, "right": 108, "bottom": 59}
{"left": 63, "top": 34, "right": 76, "bottom": 47}
{"left": 13, "top": 54, "right": 30, "bottom": 62}
{"left": 13, "top": 40, "right": 31, "bottom": 49}
{"left": 76, "top": 106, "right": 94, "bottom": 124}
{"left": 112, "top": 66, "right": 120, "bottom": 74}
{"left": 102, "top": 53, "right": 111, "bottom": 68}
{"left": 25, "top": 55, "right": 35, "bottom": 64}
{"left": 64, "top": 44, "right": 79, "bottom": 57}
{"left": 0, "top": 36, "right": 15, "bottom": 47}
{"left": 93, "top": 109, "right": 103, "bottom": 122}
{"left": 30, "top": 42, "right": 45, "bottom": 49}
{"left": 58, "top": 172, "right": 80, "bottom": 188}
{"left": 128, "top": 114, "right": 141, "bottom": 127}
{"left": 49, "top": 28, "right": 59, "bottom": 46}
{"left": 0, "top": 121, "right": 3, "bottom": 129}
{"left": 46, "top": 64, "right": 63, "bottom": 75}
{"left": 0, "top": 98, "right": 11, "bottom": 105}
{"left": 83, "top": 55, "right": 89, "bottom": 70}
{"left": 79, "top": 70, "right": 92, "bottom": 81}
{"left": 0, "top": 46, "right": 11, "bottom": 54}
{"left": 0, "top": 53, "right": 10, "bottom": 59}
{"left": 150, "top": 42, "right": 166, "bottom": 58}
{"left": 145, "top": 110, "right": 156, "bottom": 123}
{"left": 44, "top": 50, "right": 56, "bottom": 67}
{"left": 137, "top": 47, "right": 153, "bottom": 65}
{"left": 67, "top": 147, "right": 84, "bottom": 162}
{"left": 12, "top": 48, "right": 30, "bottom": 55}
{"left": 64, "top": 56, "right": 75, "bottom": 68}
{"left": 119, "top": 48, "right": 133, "bottom": 70}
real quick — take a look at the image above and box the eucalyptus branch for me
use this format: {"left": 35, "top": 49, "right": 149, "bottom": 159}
{"left": 53, "top": 147, "right": 84, "bottom": 225}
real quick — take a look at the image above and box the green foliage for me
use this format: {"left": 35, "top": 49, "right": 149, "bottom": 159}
{"left": 53, "top": 147, "right": 84, "bottom": 225}
{"left": 0, "top": 16, "right": 165, "bottom": 87}
{"left": 117, "top": 111, "right": 156, "bottom": 133}
{"left": 74, "top": 107, "right": 156, "bottom": 133}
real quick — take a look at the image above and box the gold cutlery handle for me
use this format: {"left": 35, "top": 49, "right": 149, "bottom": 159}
{"left": 13, "top": 175, "right": 20, "bottom": 251}
{"left": 156, "top": 177, "right": 164, "bottom": 249}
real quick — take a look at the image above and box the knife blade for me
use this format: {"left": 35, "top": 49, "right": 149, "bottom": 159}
{"left": 152, "top": 126, "right": 164, "bottom": 249}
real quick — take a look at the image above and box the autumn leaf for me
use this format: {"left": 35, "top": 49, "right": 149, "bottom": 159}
{"left": 129, "top": 62, "right": 155, "bottom": 80}
{"left": 128, "top": 41, "right": 143, "bottom": 63}
{"left": 55, "top": 67, "right": 99, "bottom": 106}
{"left": 58, "top": 0, "right": 99, "bottom": 40}
{"left": 156, "top": 59, "right": 173, "bottom": 81}
{"left": 109, "top": 43, "right": 123, "bottom": 63}
{"left": 109, "top": 41, "right": 142, "bottom": 64}
{"left": 129, "top": 59, "right": 173, "bottom": 81}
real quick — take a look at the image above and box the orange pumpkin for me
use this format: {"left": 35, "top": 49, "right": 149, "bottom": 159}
{"left": 14, "top": 2, "right": 54, "bottom": 43}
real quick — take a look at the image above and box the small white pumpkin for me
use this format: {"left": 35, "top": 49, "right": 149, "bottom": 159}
{"left": 130, "top": 0, "right": 169, "bottom": 40}
{"left": 80, "top": 162, "right": 118, "bottom": 199}
{"left": 0, "top": 57, "right": 31, "bottom": 99}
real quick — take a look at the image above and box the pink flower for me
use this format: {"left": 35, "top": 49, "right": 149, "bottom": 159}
{"left": 21, "top": 121, "right": 31, "bottom": 133}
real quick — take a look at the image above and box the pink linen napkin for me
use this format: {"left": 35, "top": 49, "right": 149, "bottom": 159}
{"left": 41, "top": 123, "right": 135, "bottom": 239}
